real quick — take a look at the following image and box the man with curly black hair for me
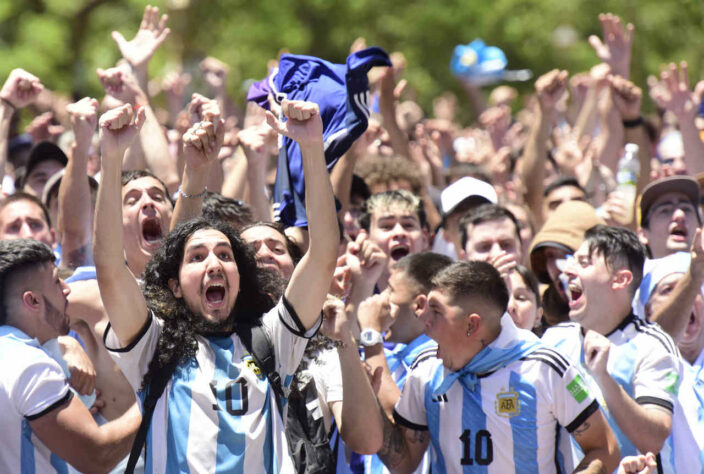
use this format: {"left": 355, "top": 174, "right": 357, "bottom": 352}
{"left": 94, "top": 100, "right": 339, "bottom": 472}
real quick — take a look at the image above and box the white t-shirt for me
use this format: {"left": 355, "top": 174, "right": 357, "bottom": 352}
{"left": 298, "top": 342, "right": 344, "bottom": 433}
{"left": 0, "top": 326, "right": 72, "bottom": 474}
{"left": 105, "top": 297, "right": 319, "bottom": 474}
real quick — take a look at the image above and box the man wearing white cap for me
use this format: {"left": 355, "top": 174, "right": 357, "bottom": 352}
{"left": 432, "top": 176, "right": 497, "bottom": 260}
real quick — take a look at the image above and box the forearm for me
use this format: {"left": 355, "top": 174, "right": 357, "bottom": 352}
{"left": 363, "top": 343, "right": 401, "bottom": 418}
{"left": 596, "top": 106, "right": 624, "bottom": 175}
{"left": 171, "top": 165, "right": 208, "bottom": 231}
{"left": 572, "top": 86, "right": 599, "bottom": 141}
{"left": 244, "top": 157, "right": 273, "bottom": 222}
{"left": 650, "top": 269, "right": 704, "bottom": 342}
{"left": 59, "top": 143, "right": 93, "bottom": 268}
{"left": 138, "top": 104, "right": 179, "bottom": 193}
{"left": 330, "top": 150, "right": 356, "bottom": 220}
{"left": 337, "top": 332, "right": 383, "bottom": 453}
{"left": 518, "top": 108, "right": 550, "bottom": 224}
{"left": 598, "top": 375, "right": 670, "bottom": 454}
{"left": 301, "top": 140, "right": 338, "bottom": 262}
{"left": 379, "top": 94, "right": 411, "bottom": 159}
{"left": 220, "top": 150, "right": 248, "bottom": 200}
{"left": 377, "top": 411, "right": 421, "bottom": 474}
{"left": 678, "top": 120, "right": 704, "bottom": 175}
{"left": 0, "top": 103, "right": 12, "bottom": 177}
{"left": 94, "top": 402, "right": 141, "bottom": 470}
{"left": 94, "top": 154, "right": 127, "bottom": 271}
{"left": 573, "top": 456, "right": 606, "bottom": 474}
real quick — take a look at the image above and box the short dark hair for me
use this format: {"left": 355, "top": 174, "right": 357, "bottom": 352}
{"left": 394, "top": 252, "right": 453, "bottom": 294}
{"left": 583, "top": 225, "right": 645, "bottom": 297}
{"left": 431, "top": 260, "right": 509, "bottom": 314}
{"left": 358, "top": 190, "right": 427, "bottom": 232}
{"left": 513, "top": 265, "right": 541, "bottom": 309}
{"left": 351, "top": 174, "right": 371, "bottom": 202}
{"left": 0, "top": 192, "right": 52, "bottom": 228}
{"left": 0, "top": 239, "right": 55, "bottom": 324}
{"left": 543, "top": 176, "right": 586, "bottom": 198}
{"left": 121, "top": 170, "right": 174, "bottom": 207}
{"left": 239, "top": 221, "right": 303, "bottom": 265}
{"left": 459, "top": 203, "right": 521, "bottom": 249}
{"left": 202, "top": 192, "right": 254, "bottom": 230}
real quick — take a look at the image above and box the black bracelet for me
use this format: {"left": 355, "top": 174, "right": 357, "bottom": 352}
{"left": 622, "top": 116, "right": 644, "bottom": 128}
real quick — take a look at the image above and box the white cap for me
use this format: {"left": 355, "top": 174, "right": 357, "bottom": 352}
{"left": 440, "top": 176, "right": 497, "bottom": 215}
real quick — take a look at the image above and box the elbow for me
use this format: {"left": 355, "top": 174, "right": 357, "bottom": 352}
{"left": 345, "top": 429, "right": 383, "bottom": 455}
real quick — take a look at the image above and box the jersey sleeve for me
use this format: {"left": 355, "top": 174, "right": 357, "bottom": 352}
{"left": 632, "top": 341, "right": 682, "bottom": 412}
{"left": 548, "top": 353, "right": 600, "bottom": 434}
{"left": 261, "top": 297, "right": 322, "bottom": 387}
{"left": 103, "top": 312, "right": 162, "bottom": 392}
{"left": 12, "top": 348, "right": 72, "bottom": 420}
{"left": 393, "top": 360, "right": 434, "bottom": 431}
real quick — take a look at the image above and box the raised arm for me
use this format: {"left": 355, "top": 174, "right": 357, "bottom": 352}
{"left": 650, "top": 61, "right": 704, "bottom": 176}
{"left": 266, "top": 100, "right": 339, "bottom": 329}
{"left": 59, "top": 97, "right": 99, "bottom": 269}
{"left": 97, "top": 65, "right": 179, "bottom": 193}
{"left": 170, "top": 95, "right": 224, "bottom": 229}
{"left": 111, "top": 5, "right": 170, "bottom": 94}
{"left": 0, "top": 69, "right": 43, "bottom": 178}
{"left": 238, "top": 123, "right": 275, "bottom": 222}
{"left": 517, "top": 69, "right": 567, "bottom": 227}
{"left": 93, "top": 104, "right": 150, "bottom": 346}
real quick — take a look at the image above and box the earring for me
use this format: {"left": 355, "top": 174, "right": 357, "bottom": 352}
{"left": 466, "top": 330, "right": 472, "bottom": 337}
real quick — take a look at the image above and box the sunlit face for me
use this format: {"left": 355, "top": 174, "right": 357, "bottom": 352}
{"left": 170, "top": 229, "right": 240, "bottom": 324}
{"left": 563, "top": 242, "right": 614, "bottom": 330}
{"left": 386, "top": 269, "right": 424, "bottom": 343}
{"left": 368, "top": 205, "right": 428, "bottom": 278}
{"left": 463, "top": 217, "right": 522, "bottom": 263}
{"left": 542, "top": 185, "right": 586, "bottom": 222}
{"left": 23, "top": 160, "right": 64, "bottom": 198}
{"left": 121, "top": 177, "right": 173, "bottom": 271}
{"left": 507, "top": 271, "right": 541, "bottom": 330}
{"left": 240, "top": 225, "right": 295, "bottom": 282}
{"left": 640, "top": 192, "right": 699, "bottom": 258}
{"left": 418, "top": 289, "right": 468, "bottom": 370}
{"left": 34, "top": 263, "right": 71, "bottom": 343}
{"left": 0, "top": 200, "right": 54, "bottom": 246}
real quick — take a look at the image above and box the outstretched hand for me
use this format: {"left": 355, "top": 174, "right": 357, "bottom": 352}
{"left": 112, "top": 5, "right": 170, "bottom": 70}
{"left": 98, "top": 104, "right": 146, "bottom": 162}
{"left": 650, "top": 61, "right": 704, "bottom": 123}
{"left": 265, "top": 99, "right": 323, "bottom": 147}
{"left": 0, "top": 68, "right": 44, "bottom": 109}
{"left": 589, "top": 13, "right": 634, "bottom": 79}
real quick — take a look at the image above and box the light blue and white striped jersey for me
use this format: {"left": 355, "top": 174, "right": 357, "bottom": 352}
{"left": 0, "top": 326, "right": 72, "bottom": 474}
{"left": 673, "top": 354, "right": 704, "bottom": 474}
{"left": 360, "top": 334, "right": 437, "bottom": 474}
{"left": 395, "top": 319, "right": 598, "bottom": 474}
{"left": 105, "top": 297, "right": 319, "bottom": 474}
{"left": 542, "top": 315, "right": 683, "bottom": 473}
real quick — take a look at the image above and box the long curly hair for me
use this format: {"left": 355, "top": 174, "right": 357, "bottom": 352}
{"left": 140, "top": 218, "right": 274, "bottom": 389}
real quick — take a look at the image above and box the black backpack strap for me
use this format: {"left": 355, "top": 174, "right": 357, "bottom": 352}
{"left": 125, "top": 358, "right": 176, "bottom": 474}
{"left": 239, "top": 323, "right": 289, "bottom": 412}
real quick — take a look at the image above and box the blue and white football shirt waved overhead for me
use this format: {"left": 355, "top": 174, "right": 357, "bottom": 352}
{"left": 394, "top": 315, "right": 598, "bottom": 473}
{"left": 0, "top": 326, "right": 73, "bottom": 474}
{"left": 105, "top": 298, "right": 319, "bottom": 474}
{"left": 247, "top": 47, "right": 391, "bottom": 227}
{"left": 542, "top": 315, "right": 684, "bottom": 473}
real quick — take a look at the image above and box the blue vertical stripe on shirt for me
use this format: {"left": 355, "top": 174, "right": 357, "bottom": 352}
{"left": 509, "top": 371, "right": 538, "bottom": 472}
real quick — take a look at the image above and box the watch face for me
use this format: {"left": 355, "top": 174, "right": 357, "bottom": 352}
{"left": 361, "top": 329, "right": 381, "bottom": 345}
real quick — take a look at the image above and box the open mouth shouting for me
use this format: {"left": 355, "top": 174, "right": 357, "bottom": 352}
{"left": 141, "top": 217, "right": 164, "bottom": 250}
{"left": 389, "top": 243, "right": 410, "bottom": 261}
{"left": 203, "top": 279, "right": 228, "bottom": 311}
{"left": 668, "top": 223, "right": 688, "bottom": 243}
{"left": 567, "top": 281, "right": 584, "bottom": 309}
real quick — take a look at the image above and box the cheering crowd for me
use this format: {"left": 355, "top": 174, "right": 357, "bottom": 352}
{"left": 1, "top": 5, "right": 703, "bottom": 474}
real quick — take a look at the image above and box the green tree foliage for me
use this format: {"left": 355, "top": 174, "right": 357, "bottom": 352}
{"left": 0, "top": 0, "right": 702, "bottom": 122}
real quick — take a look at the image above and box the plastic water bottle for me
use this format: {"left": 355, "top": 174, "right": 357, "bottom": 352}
{"left": 42, "top": 338, "right": 97, "bottom": 409}
{"left": 616, "top": 143, "right": 640, "bottom": 225}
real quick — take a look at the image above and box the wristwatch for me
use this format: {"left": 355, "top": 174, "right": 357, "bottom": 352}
{"left": 360, "top": 328, "right": 384, "bottom": 347}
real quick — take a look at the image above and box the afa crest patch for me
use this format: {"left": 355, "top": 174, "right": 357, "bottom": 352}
{"left": 242, "top": 354, "right": 265, "bottom": 380}
{"left": 495, "top": 388, "right": 520, "bottom": 417}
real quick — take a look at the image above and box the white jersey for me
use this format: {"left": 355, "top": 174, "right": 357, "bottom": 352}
{"left": 673, "top": 356, "right": 704, "bottom": 474}
{"left": 542, "top": 315, "right": 683, "bottom": 473}
{"left": 299, "top": 342, "right": 343, "bottom": 433}
{"left": 105, "top": 297, "right": 319, "bottom": 474}
{"left": 0, "top": 326, "right": 72, "bottom": 474}
{"left": 394, "top": 321, "right": 598, "bottom": 474}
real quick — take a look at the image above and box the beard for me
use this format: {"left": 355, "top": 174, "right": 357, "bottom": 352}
{"left": 181, "top": 301, "right": 239, "bottom": 337}
{"left": 43, "top": 296, "right": 69, "bottom": 336}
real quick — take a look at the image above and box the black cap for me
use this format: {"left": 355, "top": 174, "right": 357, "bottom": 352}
{"left": 23, "top": 142, "right": 68, "bottom": 186}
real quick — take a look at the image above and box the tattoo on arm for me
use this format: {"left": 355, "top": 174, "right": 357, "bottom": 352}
{"left": 378, "top": 412, "right": 407, "bottom": 469}
{"left": 63, "top": 244, "right": 92, "bottom": 269}
{"left": 572, "top": 421, "right": 590, "bottom": 437}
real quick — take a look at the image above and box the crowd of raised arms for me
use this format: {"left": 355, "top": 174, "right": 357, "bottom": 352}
{"left": 2, "top": 5, "right": 704, "bottom": 474}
